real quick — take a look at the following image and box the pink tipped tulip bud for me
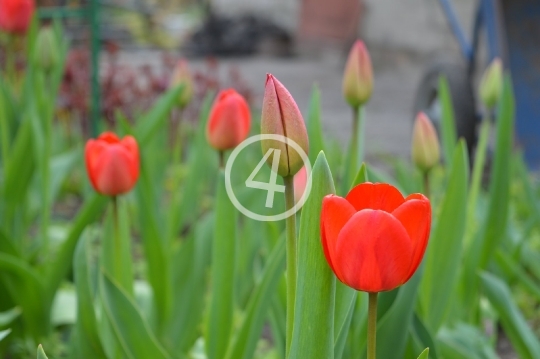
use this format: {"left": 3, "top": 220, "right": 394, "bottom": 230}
{"left": 342, "top": 40, "right": 373, "bottom": 108}
{"left": 411, "top": 112, "right": 440, "bottom": 173}
{"left": 293, "top": 166, "right": 308, "bottom": 204}
{"left": 261, "top": 74, "right": 309, "bottom": 177}
{"left": 206, "top": 89, "right": 251, "bottom": 151}
{"left": 170, "top": 59, "right": 194, "bottom": 109}
{"left": 479, "top": 57, "right": 503, "bottom": 109}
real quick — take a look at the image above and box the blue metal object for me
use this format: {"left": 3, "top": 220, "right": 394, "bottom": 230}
{"left": 437, "top": 0, "right": 540, "bottom": 169}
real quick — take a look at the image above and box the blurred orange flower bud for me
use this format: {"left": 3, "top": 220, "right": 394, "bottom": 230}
{"left": 206, "top": 89, "right": 251, "bottom": 151}
{"left": 85, "top": 132, "right": 140, "bottom": 196}
{"left": 261, "top": 74, "right": 309, "bottom": 177}
{"left": 0, "top": 0, "right": 34, "bottom": 35}
{"left": 479, "top": 57, "right": 503, "bottom": 109}
{"left": 411, "top": 113, "right": 440, "bottom": 173}
{"left": 342, "top": 40, "right": 373, "bottom": 108}
{"left": 170, "top": 59, "right": 193, "bottom": 109}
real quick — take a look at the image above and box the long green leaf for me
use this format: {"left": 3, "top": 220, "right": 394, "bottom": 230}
{"left": 134, "top": 86, "right": 183, "bottom": 146}
{"left": 0, "top": 329, "right": 11, "bottom": 342}
{"left": 438, "top": 76, "right": 457, "bottom": 164}
{"left": 206, "top": 170, "right": 237, "bottom": 359}
{"left": 73, "top": 234, "right": 107, "bottom": 358}
{"left": 0, "top": 307, "right": 21, "bottom": 327}
{"left": 37, "top": 345, "right": 49, "bottom": 359}
{"left": 225, "top": 236, "right": 286, "bottom": 359}
{"left": 478, "top": 75, "right": 514, "bottom": 267}
{"left": 480, "top": 272, "right": 540, "bottom": 359}
{"left": 45, "top": 194, "right": 108, "bottom": 307}
{"left": 417, "top": 348, "right": 429, "bottom": 359}
{"left": 420, "top": 140, "right": 469, "bottom": 331}
{"left": 100, "top": 272, "right": 171, "bottom": 359}
{"left": 289, "top": 151, "right": 336, "bottom": 359}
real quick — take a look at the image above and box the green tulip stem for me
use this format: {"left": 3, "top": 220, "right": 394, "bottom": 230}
{"left": 467, "top": 114, "right": 491, "bottom": 227}
{"left": 284, "top": 175, "right": 296, "bottom": 357}
{"left": 112, "top": 196, "right": 121, "bottom": 282}
{"left": 423, "top": 171, "right": 431, "bottom": 199}
{"left": 345, "top": 105, "right": 364, "bottom": 190}
{"left": 219, "top": 150, "right": 225, "bottom": 169}
{"left": 172, "top": 108, "right": 184, "bottom": 168}
{"left": 367, "top": 292, "right": 378, "bottom": 359}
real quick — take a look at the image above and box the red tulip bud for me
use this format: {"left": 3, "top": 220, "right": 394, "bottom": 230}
{"left": 342, "top": 40, "right": 373, "bottom": 108}
{"left": 170, "top": 59, "right": 193, "bottom": 109}
{"left": 411, "top": 113, "right": 440, "bottom": 173}
{"left": 293, "top": 166, "right": 308, "bottom": 204}
{"left": 206, "top": 89, "right": 251, "bottom": 151}
{"left": 85, "top": 132, "right": 140, "bottom": 196}
{"left": 321, "top": 183, "right": 431, "bottom": 293}
{"left": 261, "top": 74, "right": 309, "bottom": 177}
{"left": 0, "top": 0, "right": 34, "bottom": 34}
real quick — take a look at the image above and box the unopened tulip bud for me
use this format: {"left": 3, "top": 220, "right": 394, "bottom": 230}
{"left": 261, "top": 74, "right": 309, "bottom": 177}
{"left": 342, "top": 40, "right": 373, "bottom": 108}
{"left": 170, "top": 59, "right": 193, "bottom": 109}
{"left": 479, "top": 58, "right": 503, "bottom": 109}
{"left": 206, "top": 89, "right": 251, "bottom": 151}
{"left": 35, "top": 26, "right": 59, "bottom": 73}
{"left": 411, "top": 113, "right": 440, "bottom": 173}
{"left": 85, "top": 132, "right": 140, "bottom": 196}
{"left": 293, "top": 166, "right": 307, "bottom": 204}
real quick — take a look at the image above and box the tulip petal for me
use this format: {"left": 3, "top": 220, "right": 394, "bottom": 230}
{"left": 120, "top": 136, "right": 140, "bottom": 185}
{"left": 392, "top": 194, "right": 431, "bottom": 282}
{"left": 334, "top": 209, "right": 413, "bottom": 292}
{"left": 345, "top": 183, "right": 405, "bottom": 213}
{"left": 98, "top": 132, "right": 120, "bottom": 144}
{"left": 93, "top": 145, "right": 137, "bottom": 196}
{"left": 320, "top": 195, "right": 356, "bottom": 281}
{"left": 207, "top": 89, "right": 251, "bottom": 150}
{"left": 84, "top": 139, "right": 106, "bottom": 191}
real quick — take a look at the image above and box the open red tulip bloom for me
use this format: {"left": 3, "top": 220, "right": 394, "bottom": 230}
{"left": 85, "top": 132, "right": 140, "bottom": 196}
{"left": 321, "top": 183, "right": 431, "bottom": 293}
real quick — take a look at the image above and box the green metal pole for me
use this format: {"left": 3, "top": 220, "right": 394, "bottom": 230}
{"left": 90, "top": 0, "right": 101, "bottom": 137}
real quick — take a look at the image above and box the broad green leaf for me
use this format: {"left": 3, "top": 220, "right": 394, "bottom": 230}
{"left": 100, "top": 272, "right": 171, "bottom": 359}
{"left": 495, "top": 250, "right": 540, "bottom": 302}
{"left": 374, "top": 269, "right": 422, "bottom": 359}
{"left": 437, "top": 324, "right": 498, "bottom": 359}
{"left": 289, "top": 151, "right": 336, "bottom": 359}
{"left": 206, "top": 170, "right": 237, "bottom": 359}
{"left": 134, "top": 86, "right": 183, "bottom": 146}
{"left": 306, "top": 85, "right": 325, "bottom": 164}
{"left": 0, "top": 329, "right": 11, "bottom": 342}
{"left": 166, "top": 215, "right": 213, "bottom": 353}
{"left": 136, "top": 163, "right": 170, "bottom": 328}
{"left": 37, "top": 345, "right": 48, "bottom": 359}
{"left": 45, "top": 194, "right": 108, "bottom": 307}
{"left": 417, "top": 348, "right": 429, "bottom": 359}
{"left": 480, "top": 272, "right": 540, "bottom": 359}
{"left": 73, "top": 234, "right": 107, "bottom": 358}
{"left": 167, "top": 92, "right": 215, "bottom": 241}
{"left": 0, "top": 253, "right": 48, "bottom": 338}
{"left": 0, "top": 307, "right": 20, "bottom": 326}
{"left": 225, "top": 236, "right": 286, "bottom": 359}
{"left": 420, "top": 140, "right": 469, "bottom": 331}
{"left": 439, "top": 76, "right": 457, "bottom": 164}
{"left": 478, "top": 76, "right": 514, "bottom": 268}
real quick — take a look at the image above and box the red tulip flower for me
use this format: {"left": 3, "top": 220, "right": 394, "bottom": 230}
{"left": 321, "top": 183, "right": 431, "bottom": 293}
{"left": 206, "top": 89, "right": 251, "bottom": 151}
{"left": 85, "top": 132, "right": 140, "bottom": 196}
{"left": 0, "top": 0, "right": 34, "bottom": 34}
